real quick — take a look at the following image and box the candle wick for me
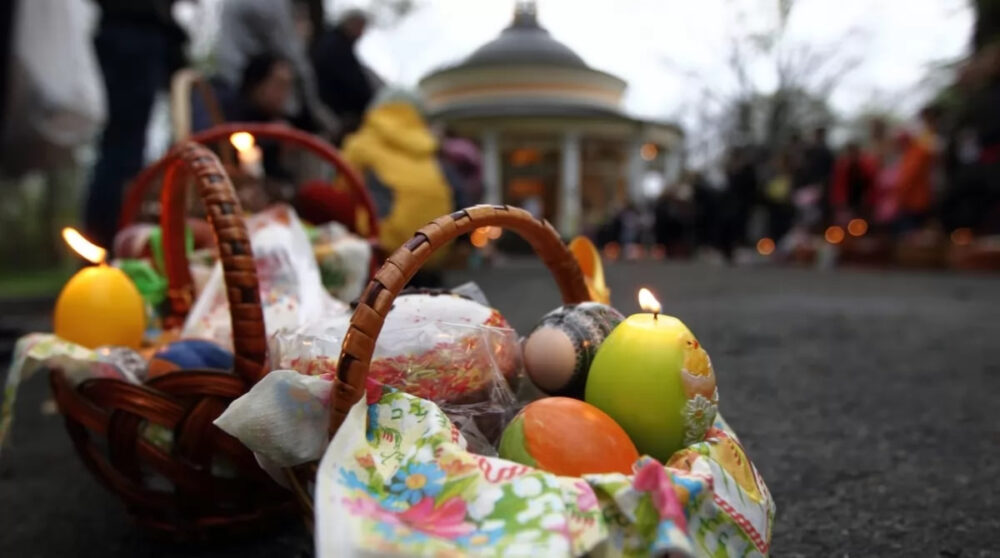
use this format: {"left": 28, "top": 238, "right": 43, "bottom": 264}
{"left": 653, "top": 312, "right": 658, "bottom": 321}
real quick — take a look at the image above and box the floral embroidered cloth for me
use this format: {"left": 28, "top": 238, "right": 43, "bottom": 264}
{"left": 315, "top": 383, "right": 775, "bottom": 557}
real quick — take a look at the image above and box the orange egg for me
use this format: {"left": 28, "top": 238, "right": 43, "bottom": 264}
{"left": 499, "top": 397, "right": 639, "bottom": 476}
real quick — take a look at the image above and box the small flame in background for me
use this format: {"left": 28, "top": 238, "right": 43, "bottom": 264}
{"left": 602, "top": 241, "right": 621, "bottom": 261}
{"left": 640, "top": 142, "right": 658, "bottom": 161}
{"left": 471, "top": 226, "right": 501, "bottom": 248}
{"left": 757, "top": 237, "right": 776, "bottom": 256}
{"left": 229, "top": 131, "right": 255, "bottom": 153}
{"left": 825, "top": 225, "right": 846, "bottom": 245}
{"left": 951, "top": 227, "right": 973, "bottom": 246}
{"left": 62, "top": 227, "right": 106, "bottom": 264}
{"left": 638, "top": 287, "right": 661, "bottom": 314}
{"left": 847, "top": 218, "right": 868, "bottom": 237}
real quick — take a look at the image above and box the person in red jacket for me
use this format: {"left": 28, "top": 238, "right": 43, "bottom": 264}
{"left": 831, "top": 141, "right": 878, "bottom": 222}
{"left": 895, "top": 125, "right": 937, "bottom": 233}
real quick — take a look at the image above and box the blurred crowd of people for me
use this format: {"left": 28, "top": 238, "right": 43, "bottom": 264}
{"left": 78, "top": 0, "right": 482, "bottom": 271}
{"left": 7, "top": 0, "right": 997, "bottom": 271}
{"left": 641, "top": 106, "right": 1000, "bottom": 262}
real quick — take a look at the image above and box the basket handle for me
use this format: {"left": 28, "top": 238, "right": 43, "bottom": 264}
{"left": 118, "top": 122, "right": 380, "bottom": 240}
{"left": 160, "top": 142, "right": 267, "bottom": 385}
{"left": 327, "top": 204, "right": 592, "bottom": 436}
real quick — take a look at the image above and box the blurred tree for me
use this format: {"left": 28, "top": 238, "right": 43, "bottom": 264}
{"left": 667, "top": 0, "right": 862, "bottom": 169}
{"left": 839, "top": 90, "right": 904, "bottom": 144}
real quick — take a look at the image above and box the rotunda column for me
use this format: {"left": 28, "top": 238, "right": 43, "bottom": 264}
{"left": 481, "top": 129, "right": 501, "bottom": 206}
{"left": 559, "top": 130, "right": 582, "bottom": 237}
{"left": 627, "top": 135, "right": 644, "bottom": 206}
{"left": 663, "top": 138, "right": 683, "bottom": 185}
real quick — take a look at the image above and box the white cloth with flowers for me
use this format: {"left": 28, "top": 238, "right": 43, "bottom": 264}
{"left": 215, "top": 292, "right": 522, "bottom": 476}
{"left": 313, "top": 383, "right": 775, "bottom": 557}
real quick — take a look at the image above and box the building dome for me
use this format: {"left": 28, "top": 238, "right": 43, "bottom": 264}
{"left": 419, "top": 1, "right": 626, "bottom": 119}
{"left": 460, "top": 3, "right": 587, "bottom": 69}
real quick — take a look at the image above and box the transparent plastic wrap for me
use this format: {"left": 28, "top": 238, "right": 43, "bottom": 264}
{"left": 217, "top": 289, "right": 522, "bottom": 470}
{"left": 183, "top": 204, "right": 349, "bottom": 350}
{"left": 309, "top": 221, "right": 372, "bottom": 303}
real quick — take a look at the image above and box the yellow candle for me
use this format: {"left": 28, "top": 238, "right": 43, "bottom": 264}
{"left": 585, "top": 288, "right": 717, "bottom": 461}
{"left": 53, "top": 228, "right": 146, "bottom": 349}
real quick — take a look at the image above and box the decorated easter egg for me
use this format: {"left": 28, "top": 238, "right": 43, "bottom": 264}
{"left": 148, "top": 339, "right": 234, "bottom": 378}
{"left": 585, "top": 316, "right": 718, "bottom": 462}
{"left": 523, "top": 303, "right": 623, "bottom": 398}
{"left": 499, "top": 397, "right": 639, "bottom": 476}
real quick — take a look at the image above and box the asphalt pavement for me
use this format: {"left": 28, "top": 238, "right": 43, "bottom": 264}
{"left": 2, "top": 261, "right": 999, "bottom": 557}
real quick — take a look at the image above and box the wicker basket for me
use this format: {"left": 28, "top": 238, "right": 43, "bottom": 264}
{"left": 284, "top": 204, "right": 593, "bottom": 527}
{"left": 49, "top": 143, "right": 294, "bottom": 537}
{"left": 117, "top": 122, "right": 379, "bottom": 241}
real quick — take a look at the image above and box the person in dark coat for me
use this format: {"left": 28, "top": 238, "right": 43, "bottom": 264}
{"left": 722, "top": 146, "right": 758, "bottom": 253}
{"left": 84, "top": 0, "right": 187, "bottom": 250}
{"left": 802, "top": 126, "right": 835, "bottom": 221}
{"left": 691, "top": 172, "right": 720, "bottom": 250}
{"left": 311, "top": 10, "right": 374, "bottom": 142}
{"left": 234, "top": 53, "right": 314, "bottom": 204}
{"left": 830, "top": 141, "right": 878, "bottom": 221}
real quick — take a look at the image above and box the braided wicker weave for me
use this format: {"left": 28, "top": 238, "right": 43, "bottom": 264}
{"left": 285, "top": 204, "right": 592, "bottom": 524}
{"left": 50, "top": 143, "right": 293, "bottom": 537}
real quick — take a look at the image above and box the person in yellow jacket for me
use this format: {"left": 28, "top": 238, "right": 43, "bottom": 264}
{"left": 340, "top": 89, "right": 455, "bottom": 275}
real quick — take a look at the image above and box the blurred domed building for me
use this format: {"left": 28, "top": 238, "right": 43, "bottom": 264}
{"left": 419, "top": 1, "right": 683, "bottom": 236}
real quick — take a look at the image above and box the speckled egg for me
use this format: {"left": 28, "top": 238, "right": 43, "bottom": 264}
{"left": 523, "top": 302, "right": 624, "bottom": 398}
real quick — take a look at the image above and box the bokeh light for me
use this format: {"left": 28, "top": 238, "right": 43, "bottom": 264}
{"left": 847, "top": 218, "right": 868, "bottom": 237}
{"left": 756, "top": 237, "right": 776, "bottom": 256}
{"left": 825, "top": 226, "right": 845, "bottom": 245}
{"left": 640, "top": 143, "right": 658, "bottom": 161}
{"left": 950, "top": 227, "right": 973, "bottom": 246}
{"left": 625, "top": 243, "right": 646, "bottom": 260}
{"left": 603, "top": 242, "right": 621, "bottom": 261}
{"left": 470, "top": 228, "right": 488, "bottom": 247}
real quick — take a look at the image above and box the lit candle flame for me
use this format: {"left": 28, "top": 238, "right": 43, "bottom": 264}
{"left": 638, "top": 287, "right": 661, "bottom": 315}
{"left": 62, "top": 227, "right": 106, "bottom": 264}
{"left": 229, "top": 131, "right": 255, "bottom": 153}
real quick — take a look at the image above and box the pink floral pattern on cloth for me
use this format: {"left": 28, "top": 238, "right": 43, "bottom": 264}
{"left": 633, "top": 460, "right": 689, "bottom": 533}
{"left": 343, "top": 496, "right": 477, "bottom": 540}
{"left": 315, "top": 386, "right": 775, "bottom": 557}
